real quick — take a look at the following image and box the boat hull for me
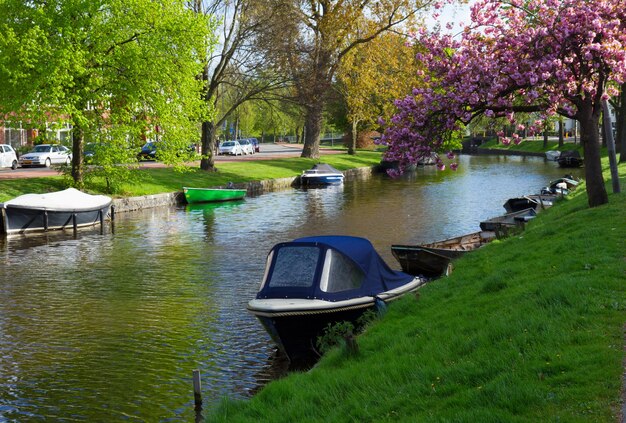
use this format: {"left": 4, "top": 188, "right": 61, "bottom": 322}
{"left": 254, "top": 304, "right": 373, "bottom": 365}
{"left": 249, "top": 277, "right": 424, "bottom": 364}
{"left": 479, "top": 208, "right": 536, "bottom": 233}
{"left": 300, "top": 174, "right": 344, "bottom": 186}
{"left": 391, "top": 231, "right": 495, "bottom": 278}
{"left": 1, "top": 204, "right": 110, "bottom": 235}
{"left": 183, "top": 187, "right": 246, "bottom": 204}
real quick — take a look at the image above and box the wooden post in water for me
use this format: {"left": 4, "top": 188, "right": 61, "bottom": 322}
{"left": 72, "top": 213, "right": 77, "bottom": 233}
{"left": 192, "top": 369, "right": 202, "bottom": 410}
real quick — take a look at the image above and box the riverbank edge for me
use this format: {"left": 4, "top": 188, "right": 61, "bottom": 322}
{"left": 475, "top": 148, "right": 545, "bottom": 157}
{"left": 110, "top": 166, "right": 375, "bottom": 213}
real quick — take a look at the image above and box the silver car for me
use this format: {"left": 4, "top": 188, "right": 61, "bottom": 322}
{"left": 218, "top": 141, "right": 243, "bottom": 156}
{"left": 19, "top": 144, "right": 72, "bottom": 167}
{"left": 238, "top": 139, "right": 254, "bottom": 155}
{"left": 0, "top": 144, "right": 18, "bottom": 170}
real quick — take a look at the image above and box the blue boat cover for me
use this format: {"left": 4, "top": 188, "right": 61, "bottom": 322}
{"left": 256, "top": 235, "right": 414, "bottom": 302}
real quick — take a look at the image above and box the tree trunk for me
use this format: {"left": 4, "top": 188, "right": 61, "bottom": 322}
{"left": 200, "top": 120, "right": 217, "bottom": 172}
{"left": 579, "top": 111, "right": 609, "bottom": 207}
{"left": 558, "top": 120, "right": 564, "bottom": 148}
{"left": 602, "top": 99, "right": 620, "bottom": 193}
{"left": 543, "top": 127, "right": 548, "bottom": 148}
{"left": 618, "top": 83, "right": 626, "bottom": 163}
{"left": 348, "top": 119, "right": 358, "bottom": 155}
{"left": 71, "top": 122, "right": 84, "bottom": 188}
{"left": 301, "top": 104, "right": 323, "bottom": 159}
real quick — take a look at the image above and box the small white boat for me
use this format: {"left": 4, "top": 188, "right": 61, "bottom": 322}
{"left": 0, "top": 188, "right": 112, "bottom": 235}
{"left": 545, "top": 150, "right": 561, "bottom": 161}
{"left": 300, "top": 163, "right": 344, "bottom": 186}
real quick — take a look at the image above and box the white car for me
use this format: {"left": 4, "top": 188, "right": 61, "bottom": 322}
{"left": 238, "top": 139, "right": 255, "bottom": 155}
{"left": 0, "top": 144, "right": 18, "bottom": 170}
{"left": 218, "top": 140, "right": 243, "bottom": 156}
{"left": 19, "top": 144, "right": 72, "bottom": 167}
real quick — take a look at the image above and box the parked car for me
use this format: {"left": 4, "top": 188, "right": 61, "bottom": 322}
{"left": 249, "top": 138, "right": 260, "bottom": 153}
{"left": 218, "top": 140, "right": 243, "bottom": 156}
{"left": 238, "top": 139, "right": 254, "bottom": 155}
{"left": 19, "top": 144, "right": 72, "bottom": 167}
{"left": 0, "top": 144, "right": 18, "bottom": 170}
{"left": 138, "top": 141, "right": 158, "bottom": 161}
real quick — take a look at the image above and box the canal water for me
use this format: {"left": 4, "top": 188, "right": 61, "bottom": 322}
{"left": 0, "top": 155, "right": 582, "bottom": 421}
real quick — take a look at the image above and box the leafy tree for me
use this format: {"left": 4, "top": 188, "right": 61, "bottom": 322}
{"left": 192, "top": 0, "right": 286, "bottom": 172}
{"left": 337, "top": 32, "right": 426, "bottom": 154}
{"left": 257, "top": 0, "right": 432, "bottom": 159}
{"left": 383, "top": 0, "right": 626, "bottom": 207}
{"left": 0, "top": 0, "right": 214, "bottom": 190}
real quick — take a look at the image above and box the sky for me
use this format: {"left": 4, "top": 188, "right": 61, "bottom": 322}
{"left": 423, "top": 1, "right": 474, "bottom": 33}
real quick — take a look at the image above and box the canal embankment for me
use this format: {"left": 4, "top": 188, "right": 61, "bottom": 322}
{"left": 205, "top": 159, "right": 625, "bottom": 422}
{"left": 110, "top": 165, "right": 376, "bottom": 213}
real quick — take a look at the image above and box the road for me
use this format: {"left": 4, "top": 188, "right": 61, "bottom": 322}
{"left": 0, "top": 143, "right": 341, "bottom": 180}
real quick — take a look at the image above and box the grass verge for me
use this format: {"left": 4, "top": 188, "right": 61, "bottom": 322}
{"left": 480, "top": 138, "right": 584, "bottom": 154}
{"left": 206, "top": 159, "right": 625, "bottom": 422}
{"left": 0, "top": 151, "right": 382, "bottom": 202}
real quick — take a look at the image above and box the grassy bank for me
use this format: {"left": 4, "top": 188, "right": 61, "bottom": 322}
{"left": 207, "top": 160, "right": 625, "bottom": 422}
{"left": 0, "top": 151, "right": 382, "bottom": 202}
{"left": 480, "top": 138, "right": 584, "bottom": 155}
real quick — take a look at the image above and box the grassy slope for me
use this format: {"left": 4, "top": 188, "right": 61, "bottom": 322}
{"left": 0, "top": 151, "right": 382, "bottom": 202}
{"left": 208, "top": 161, "right": 625, "bottom": 422}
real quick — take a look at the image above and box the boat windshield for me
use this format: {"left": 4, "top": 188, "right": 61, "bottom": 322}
{"left": 267, "top": 246, "right": 320, "bottom": 288}
{"left": 319, "top": 249, "right": 365, "bottom": 293}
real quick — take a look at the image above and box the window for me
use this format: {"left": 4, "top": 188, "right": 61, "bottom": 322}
{"left": 320, "top": 249, "right": 365, "bottom": 293}
{"left": 268, "top": 246, "right": 320, "bottom": 288}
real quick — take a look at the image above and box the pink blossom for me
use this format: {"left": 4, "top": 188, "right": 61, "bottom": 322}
{"left": 450, "top": 162, "right": 459, "bottom": 171}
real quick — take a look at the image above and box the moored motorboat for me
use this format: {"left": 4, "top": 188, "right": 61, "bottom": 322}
{"left": 183, "top": 186, "right": 246, "bottom": 204}
{"left": 545, "top": 150, "right": 561, "bottom": 161}
{"left": 0, "top": 188, "right": 112, "bottom": 235}
{"left": 548, "top": 176, "right": 579, "bottom": 190}
{"left": 557, "top": 150, "right": 583, "bottom": 168}
{"left": 247, "top": 235, "right": 424, "bottom": 364}
{"left": 391, "top": 231, "right": 496, "bottom": 278}
{"left": 479, "top": 207, "right": 537, "bottom": 233}
{"left": 300, "top": 163, "right": 344, "bottom": 186}
{"left": 503, "top": 194, "right": 556, "bottom": 213}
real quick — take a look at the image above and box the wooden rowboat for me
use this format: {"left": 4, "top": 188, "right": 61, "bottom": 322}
{"left": 391, "top": 230, "right": 496, "bottom": 278}
{"left": 183, "top": 187, "right": 247, "bottom": 204}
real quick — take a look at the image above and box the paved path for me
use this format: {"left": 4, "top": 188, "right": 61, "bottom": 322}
{"left": 0, "top": 143, "right": 342, "bottom": 180}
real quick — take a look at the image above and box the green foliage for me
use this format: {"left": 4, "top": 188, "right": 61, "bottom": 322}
{"left": 316, "top": 321, "right": 356, "bottom": 356}
{"left": 0, "top": 0, "right": 217, "bottom": 183}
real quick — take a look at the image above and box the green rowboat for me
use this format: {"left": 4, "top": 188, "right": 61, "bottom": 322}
{"left": 183, "top": 187, "right": 247, "bottom": 204}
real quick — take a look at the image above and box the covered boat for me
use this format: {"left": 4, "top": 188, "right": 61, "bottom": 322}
{"left": 391, "top": 231, "right": 496, "bottom": 278}
{"left": 183, "top": 187, "right": 246, "bottom": 204}
{"left": 557, "top": 150, "right": 583, "bottom": 168}
{"left": 300, "top": 163, "right": 344, "bottom": 186}
{"left": 247, "top": 235, "right": 424, "bottom": 363}
{"left": 0, "top": 188, "right": 112, "bottom": 235}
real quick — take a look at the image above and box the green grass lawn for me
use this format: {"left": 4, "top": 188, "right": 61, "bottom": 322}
{"left": 0, "top": 151, "right": 383, "bottom": 202}
{"left": 206, "top": 160, "right": 625, "bottom": 422}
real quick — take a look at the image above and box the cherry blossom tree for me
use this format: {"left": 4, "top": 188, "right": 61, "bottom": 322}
{"left": 382, "top": 0, "right": 626, "bottom": 207}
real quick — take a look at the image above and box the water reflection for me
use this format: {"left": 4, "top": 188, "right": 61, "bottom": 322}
{"left": 0, "top": 155, "right": 582, "bottom": 421}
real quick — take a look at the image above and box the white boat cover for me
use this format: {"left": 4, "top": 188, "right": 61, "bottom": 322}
{"left": 1, "top": 188, "right": 112, "bottom": 211}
